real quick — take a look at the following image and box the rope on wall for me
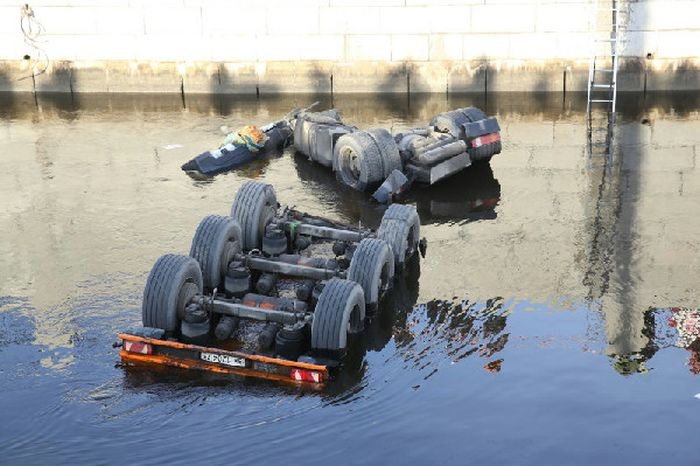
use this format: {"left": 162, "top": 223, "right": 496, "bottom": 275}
{"left": 19, "top": 3, "right": 50, "bottom": 81}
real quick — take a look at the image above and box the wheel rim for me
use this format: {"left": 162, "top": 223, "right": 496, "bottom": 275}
{"left": 339, "top": 146, "right": 361, "bottom": 185}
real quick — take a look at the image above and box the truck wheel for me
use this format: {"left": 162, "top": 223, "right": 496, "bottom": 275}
{"left": 348, "top": 238, "right": 394, "bottom": 313}
{"left": 333, "top": 132, "right": 384, "bottom": 191}
{"left": 468, "top": 140, "right": 501, "bottom": 162}
{"left": 189, "top": 215, "right": 242, "bottom": 291}
{"left": 231, "top": 181, "right": 277, "bottom": 251}
{"left": 377, "top": 204, "right": 421, "bottom": 271}
{"left": 311, "top": 278, "right": 365, "bottom": 357}
{"left": 367, "top": 128, "right": 402, "bottom": 178}
{"left": 142, "top": 254, "right": 203, "bottom": 334}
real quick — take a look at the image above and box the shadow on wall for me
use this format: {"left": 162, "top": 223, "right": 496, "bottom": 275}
{"left": 0, "top": 70, "right": 15, "bottom": 118}
{"left": 619, "top": 58, "right": 646, "bottom": 92}
{"left": 36, "top": 61, "right": 70, "bottom": 93}
{"left": 208, "top": 63, "right": 283, "bottom": 115}
{"left": 673, "top": 60, "right": 700, "bottom": 90}
{"left": 306, "top": 63, "right": 332, "bottom": 95}
{"left": 35, "top": 63, "right": 80, "bottom": 120}
{"left": 446, "top": 57, "right": 566, "bottom": 114}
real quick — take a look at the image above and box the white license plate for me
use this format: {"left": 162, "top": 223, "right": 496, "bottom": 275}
{"left": 200, "top": 352, "right": 246, "bottom": 368}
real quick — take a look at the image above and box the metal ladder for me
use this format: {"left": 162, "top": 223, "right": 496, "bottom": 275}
{"left": 586, "top": 0, "right": 624, "bottom": 157}
{"left": 587, "top": 0, "right": 622, "bottom": 114}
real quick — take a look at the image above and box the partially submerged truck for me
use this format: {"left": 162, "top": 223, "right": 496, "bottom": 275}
{"left": 182, "top": 105, "right": 501, "bottom": 197}
{"left": 117, "top": 181, "right": 426, "bottom": 387}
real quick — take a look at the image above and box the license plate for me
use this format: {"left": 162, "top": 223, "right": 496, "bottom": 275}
{"left": 200, "top": 352, "right": 247, "bottom": 368}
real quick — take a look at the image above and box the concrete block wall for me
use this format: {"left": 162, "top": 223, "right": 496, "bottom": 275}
{"left": 0, "top": 0, "right": 698, "bottom": 93}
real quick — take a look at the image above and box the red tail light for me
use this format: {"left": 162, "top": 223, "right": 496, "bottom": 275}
{"left": 124, "top": 340, "right": 153, "bottom": 355}
{"left": 471, "top": 133, "right": 501, "bottom": 148}
{"left": 290, "top": 368, "right": 323, "bottom": 383}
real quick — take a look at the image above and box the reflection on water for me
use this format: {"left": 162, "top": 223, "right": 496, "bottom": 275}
{"left": 394, "top": 296, "right": 509, "bottom": 379}
{"left": 1, "top": 91, "right": 700, "bottom": 464}
{"left": 610, "top": 307, "right": 700, "bottom": 376}
{"left": 401, "top": 162, "right": 501, "bottom": 224}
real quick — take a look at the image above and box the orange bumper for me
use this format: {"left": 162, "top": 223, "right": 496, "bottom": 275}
{"left": 118, "top": 333, "right": 329, "bottom": 387}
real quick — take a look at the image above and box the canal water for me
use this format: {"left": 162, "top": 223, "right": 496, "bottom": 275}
{"left": 1, "top": 91, "right": 699, "bottom": 465}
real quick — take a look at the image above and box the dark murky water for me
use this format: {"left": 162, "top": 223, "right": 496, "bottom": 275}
{"left": 1, "top": 91, "right": 699, "bottom": 465}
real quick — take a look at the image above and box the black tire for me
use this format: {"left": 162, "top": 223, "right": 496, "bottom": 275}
{"left": 468, "top": 139, "right": 501, "bottom": 162}
{"left": 142, "top": 254, "right": 203, "bottom": 333}
{"left": 311, "top": 278, "right": 365, "bottom": 356}
{"left": 230, "top": 181, "right": 277, "bottom": 251}
{"left": 333, "top": 131, "right": 384, "bottom": 191}
{"left": 378, "top": 204, "right": 421, "bottom": 269}
{"left": 347, "top": 238, "right": 395, "bottom": 311}
{"left": 367, "top": 128, "right": 402, "bottom": 178}
{"left": 189, "top": 215, "right": 242, "bottom": 291}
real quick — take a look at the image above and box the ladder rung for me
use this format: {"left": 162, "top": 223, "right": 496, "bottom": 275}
{"left": 592, "top": 84, "right": 614, "bottom": 88}
{"left": 594, "top": 69, "right": 614, "bottom": 72}
{"left": 591, "top": 99, "right": 614, "bottom": 103}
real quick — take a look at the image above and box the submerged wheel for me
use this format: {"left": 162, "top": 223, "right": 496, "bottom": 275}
{"left": 347, "top": 238, "right": 394, "bottom": 313}
{"left": 230, "top": 181, "right": 277, "bottom": 251}
{"left": 142, "top": 254, "right": 203, "bottom": 334}
{"left": 333, "top": 131, "right": 384, "bottom": 191}
{"left": 377, "top": 204, "right": 421, "bottom": 271}
{"left": 367, "top": 128, "right": 402, "bottom": 178}
{"left": 189, "top": 215, "right": 242, "bottom": 291}
{"left": 311, "top": 278, "right": 365, "bottom": 357}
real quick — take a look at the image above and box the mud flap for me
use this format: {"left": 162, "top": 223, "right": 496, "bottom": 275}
{"left": 462, "top": 117, "right": 500, "bottom": 139}
{"left": 429, "top": 152, "right": 471, "bottom": 185}
{"left": 371, "top": 169, "right": 412, "bottom": 204}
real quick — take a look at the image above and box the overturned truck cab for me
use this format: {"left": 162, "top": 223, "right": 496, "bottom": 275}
{"left": 294, "top": 106, "right": 501, "bottom": 194}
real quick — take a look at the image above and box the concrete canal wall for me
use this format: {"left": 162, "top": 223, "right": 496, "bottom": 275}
{"left": 0, "top": 0, "right": 699, "bottom": 94}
